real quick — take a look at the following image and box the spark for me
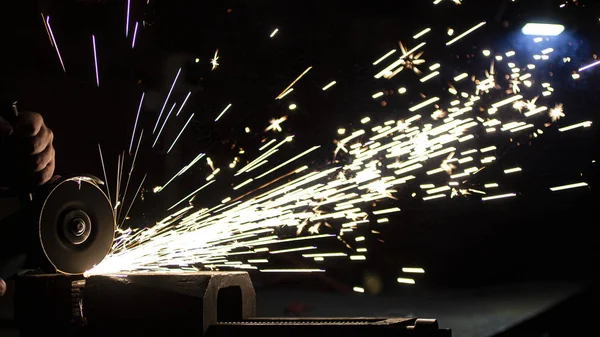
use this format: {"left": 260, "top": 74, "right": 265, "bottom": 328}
{"left": 215, "top": 103, "right": 232, "bottom": 122}
{"left": 92, "top": 35, "right": 99, "bottom": 87}
{"left": 97, "top": 144, "right": 111, "bottom": 205}
{"left": 549, "top": 103, "right": 565, "bottom": 121}
{"left": 558, "top": 121, "right": 593, "bottom": 132}
{"left": 167, "top": 113, "right": 194, "bottom": 154}
{"left": 265, "top": 116, "right": 288, "bottom": 132}
{"left": 45, "top": 16, "right": 65, "bottom": 72}
{"left": 482, "top": 193, "right": 516, "bottom": 201}
{"left": 372, "top": 207, "right": 401, "bottom": 215}
{"left": 549, "top": 182, "right": 588, "bottom": 192}
{"left": 578, "top": 60, "right": 600, "bottom": 72}
{"left": 128, "top": 92, "right": 145, "bottom": 154}
{"left": 176, "top": 92, "right": 192, "bottom": 116}
{"left": 504, "top": 167, "right": 522, "bottom": 174}
{"left": 125, "top": 0, "right": 131, "bottom": 37}
{"left": 154, "top": 68, "right": 182, "bottom": 133}
{"left": 413, "top": 28, "right": 431, "bottom": 40}
{"left": 397, "top": 278, "right": 416, "bottom": 284}
{"left": 322, "top": 81, "right": 337, "bottom": 91}
{"left": 260, "top": 269, "right": 325, "bottom": 273}
{"left": 270, "top": 28, "right": 279, "bottom": 38}
{"left": 86, "top": 17, "right": 596, "bottom": 279}
{"left": 152, "top": 102, "right": 177, "bottom": 148}
{"left": 276, "top": 66, "right": 313, "bottom": 99}
{"left": 131, "top": 21, "right": 139, "bottom": 48}
{"left": 402, "top": 267, "right": 425, "bottom": 273}
{"left": 353, "top": 287, "right": 365, "bottom": 293}
{"left": 211, "top": 48, "right": 220, "bottom": 70}
{"left": 446, "top": 21, "right": 486, "bottom": 46}
{"left": 373, "top": 50, "right": 397, "bottom": 65}
{"left": 374, "top": 42, "right": 426, "bottom": 79}
{"left": 40, "top": 13, "right": 53, "bottom": 47}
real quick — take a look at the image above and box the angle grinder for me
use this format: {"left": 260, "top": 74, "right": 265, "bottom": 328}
{"left": 0, "top": 174, "right": 115, "bottom": 278}
{"left": 1, "top": 103, "right": 115, "bottom": 278}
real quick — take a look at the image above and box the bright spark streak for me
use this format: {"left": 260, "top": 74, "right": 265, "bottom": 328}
{"left": 579, "top": 60, "right": 600, "bottom": 72}
{"left": 154, "top": 68, "right": 182, "bottom": 133}
{"left": 402, "top": 267, "right": 425, "bottom": 273}
{"left": 353, "top": 287, "right": 365, "bottom": 293}
{"left": 269, "top": 246, "right": 316, "bottom": 254}
{"left": 260, "top": 269, "right": 325, "bottom": 273}
{"left": 176, "top": 92, "right": 192, "bottom": 116}
{"left": 375, "top": 42, "right": 427, "bottom": 79}
{"left": 420, "top": 71, "right": 440, "bottom": 82}
{"left": 504, "top": 167, "right": 522, "bottom": 174}
{"left": 92, "top": 35, "right": 99, "bottom": 87}
{"left": 259, "top": 139, "right": 277, "bottom": 151}
{"left": 453, "top": 73, "right": 468, "bottom": 81}
{"left": 167, "top": 180, "right": 215, "bottom": 211}
{"left": 558, "top": 121, "right": 592, "bottom": 132}
{"left": 270, "top": 28, "right": 279, "bottom": 38}
{"left": 322, "top": 81, "right": 337, "bottom": 90}
{"left": 492, "top": 95, "right": 523, "bottom": 108}
{"left": 167, "top": 113, "right": 194, "bottom": 154}
{"left": 484, "top": 183, "right": 499, "bottom": 188}
{"left": 397, "top": 278, "right": 416, "bottom": 284}
{"left": 233, "top": 179, "right": 254, "bottom": 190}
{"left": 549, "top": 182, "right": 588, "bottom": 192}
{"left": 446, "top": 21, "right": 486, "bottom": 46}
{"left": 46, "top": 17, "right": 65, "bottom": 72}
{"left": 125, "top": 0, "right": 131, "bottom": 37}
{"left": 128, "top": 92, "right": 145, "bottom": 154}
{"left": 131, "top": 21, "right": 139, "bottom": 48}
{"left": 409, "top": 97, "right": 439, "bottom": 112}
{"left": 152, "top": 102, "right": 177, "bottom": 148}
{"left": 482, "top": 193, "right": 516, "bottom": 201}
{"left": 413, "top": 28, "right": 431, "bottom": 40}
{"left": 372, "top": 207, "right": 401, "bottom": 215}
{"left": 276, "top": 66, "right": 313, "bottom": 99}
{"left": 215, "top": 103, "right": 232, "bottom": 122}
{"left": 97, "top": 144, "right": 111, "bottom": 205}
{"left": 423, "top": 194, "right": 446, "bottom": 201}
{"left": 119, "top": 173, "right": 147, "bottom": 228}
{"left": 211, "top": 48, "right": 220, "bottom": 70}
{"left": 255, "top": 146, "right": 321, "bottom": 179}
{"left": 40, "top": 13, "right": 53, "bottom": 47}
{"left": 373, "top": 49, "right": 397, "bottom": 65}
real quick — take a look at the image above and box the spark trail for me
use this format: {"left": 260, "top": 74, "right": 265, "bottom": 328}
{"left": 83, "top": 3, "right": 593, "bottom": 282}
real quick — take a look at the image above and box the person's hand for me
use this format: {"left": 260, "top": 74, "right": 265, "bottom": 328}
{"left": 0, "top": 112, "right": 55, "bottom": 189}
{"left": 0, "top": 278, "right": 6, "bottom": 296}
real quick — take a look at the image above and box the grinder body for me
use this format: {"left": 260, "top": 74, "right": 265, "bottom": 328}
{"left": 0, "top": 175, "right": 115, "bottom": 278}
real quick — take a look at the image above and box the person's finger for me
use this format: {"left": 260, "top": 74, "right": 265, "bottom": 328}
{"left": 33, "top": 158, "right": 56, "bottom": 186}
{"left": 0, "top": 278, "right": 6, "bottom": 296}
{"left": 28, "top": 125, "right": 53, "bottom": 155}
{"left": 31, "top": 143, "right": 55, "bottom": 172}
{"left": 14, "top": 111, "right": 44, "bottom": 137}
{"left": 0, "top": 116, "right": 13, "bottom": 138}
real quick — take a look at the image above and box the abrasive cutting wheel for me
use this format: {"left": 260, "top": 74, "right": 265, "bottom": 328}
{"left": 37, "top": 175, "right": 115, "bottom": 274}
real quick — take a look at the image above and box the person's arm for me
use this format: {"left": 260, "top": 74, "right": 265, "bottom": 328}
{"left": 0, "top": 111, "right": 55, "bottom": 296}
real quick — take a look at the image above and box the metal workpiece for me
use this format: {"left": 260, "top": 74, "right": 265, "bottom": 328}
{"left": 14, "top": 271, "right": 450, "bottom": 337}
{"left": 15, "top": 271, "right": 256, "bottom": 336}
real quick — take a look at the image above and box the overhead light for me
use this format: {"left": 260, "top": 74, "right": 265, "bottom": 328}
{"left": 521, "top": 23, "right": 564, "bottom": 36}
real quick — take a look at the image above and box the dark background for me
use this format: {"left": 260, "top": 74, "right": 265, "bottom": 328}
{"left": 1, "top": 0, "right": 598, "bottom": 294}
